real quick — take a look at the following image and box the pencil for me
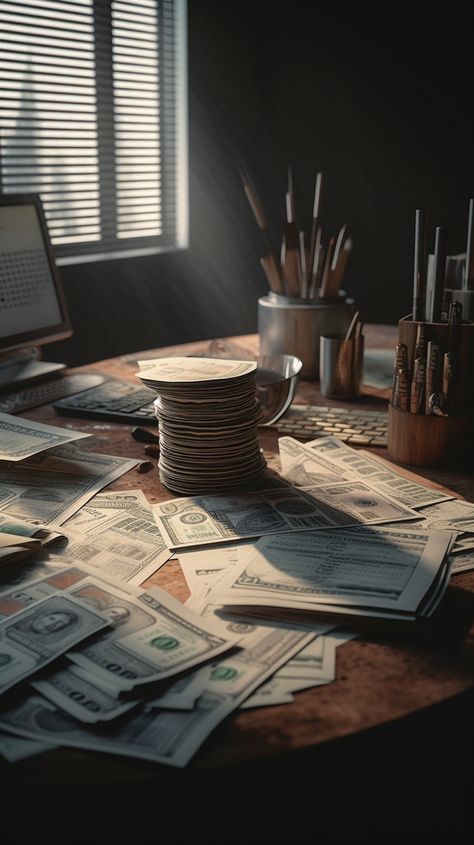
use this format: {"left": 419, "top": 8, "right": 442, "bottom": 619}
{"left": 319, "top": 236, "right": 335, "bottom": 297}
{"left": 344, "top": 309, "right": 360, "bottom": 341}
{"left": 240, "top": 166, "right": 285, "bottom": 295}
{"left": 283, "top": 166, "right": 301, "bottom": 297}
{"left": 412, "top": 209, "right": 425, "bottom": 321}
{"left": 308, "top": 226, "right": 323, "bottom": 299}
{"left": 299, "top": 230, "right": 308, "bottom": 298}
{"left": 331, "top": 224, "right": 347, "bottom": 272}
{"left": 429, "top": 226, "right": 447, "bottom": 323}
{"left": 308, "top": 171, "right": 323, "bottom": 279}
{"left": 464, "top": 198, "right": 474, "bottom": 290}
{"left": 325, "top": 236, "right": 352, "bottom": 298}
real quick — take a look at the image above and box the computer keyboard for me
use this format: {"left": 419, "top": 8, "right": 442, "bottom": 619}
{"left": 53, "top": 379, "right": 158, "bottom": 424}
{"left": 0, "top": 372, "right": 108, "bottom": 414}
{"left": 276, "top": 405, "right": 388, "bottom": 446}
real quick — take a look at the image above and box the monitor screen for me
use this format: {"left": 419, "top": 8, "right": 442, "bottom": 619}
{"left": 0, "top": 193, "right": 72, "bottom": 356}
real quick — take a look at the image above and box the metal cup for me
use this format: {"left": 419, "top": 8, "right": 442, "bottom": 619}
{"left": 258, "top": 291, "right": 355, "bottom": 380}
{"left": 319, "top": 334, "right": 364, "bottom": 398}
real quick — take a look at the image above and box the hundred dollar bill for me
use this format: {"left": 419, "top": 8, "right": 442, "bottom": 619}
{"left": 276, "top": 634, "right": 336, "bottom": 681}
{"left": 0, "top": 413, "right": 89, "bottom": 461}
{"left": 153, "top": 482, "right": 418, "bottom": 550}
{"left": 34, "top": 657, "right": 211, "bottom": 722}
{"left": 241, "top": 629, "right": 357, "bottom": 708}
{"left": 32, "top": 664, "right": 139, "bottom": 724}
{"left": 451, "top": 537, "right": 474, "bottom": 555}
{"left": 279, "top": 436, "right": 453, "bottom": 509}
{"left": 0, "top": 561, "right": 237, "bottom": 707}
{"left": 213, "top": 525, "right": 455, "bottom": 620}
{"left": 66, "top": 578, "right": 239, "bottom": 692}
{"left": 449, "top": 551, "right": 474, "bottom": 574}
{"left": 146, "top": 666, "right": 211, "bottom": 710}
{"left": 240, "top": 680, "right": 295, "bottom": 708}
{"left": 185, "top": 594, "right": 332, "bottom": 698}
{"left": 389, "top": 498, "right": 474, "bottom": 534}
{"left": 59, "top": 490, "right": 172, "bottom": 586}
{"left": 0, "top": 609, "right": 327, "bottom": 769}
{"left": 0, "top": 445, "right": 139, "bottom": 526}
{"left": 0, "top": 692, "right": 233, "bottom": 768}
{"left": 0, "top": 592, "right": 109, "bottom": 697}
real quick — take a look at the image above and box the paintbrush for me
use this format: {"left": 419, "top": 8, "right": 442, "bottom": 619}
{"left": 318, "top": 236, "right": 336, "bottom": 297}
{"left": 239, "top": 166, "right": 285, "bottom": 295}
{"left": 308, "top": 171, "right": 323, "bottom": 279}
{"left": 324, "top": 236, "right": 352, "bottom": 297}
{"left": 282, "top": 166, "right": 302, "bottom": 297}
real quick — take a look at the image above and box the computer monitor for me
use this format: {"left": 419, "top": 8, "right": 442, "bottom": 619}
{"left": 0, "top": 192, "right": 72, "bottom": 389}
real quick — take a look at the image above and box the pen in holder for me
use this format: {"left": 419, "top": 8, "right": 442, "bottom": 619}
{"left": 387, "top": 315, "right": 474, "bottom": 466}
{"left": 319, "top": 310, "right": 364, "bottom": 398}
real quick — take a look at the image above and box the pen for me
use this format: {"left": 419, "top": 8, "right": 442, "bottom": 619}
{"left": 308, "top": 226, "right": 323, "bottom": 299}
{"left": 412, "top": 209, "right": 425, "bottom": 321}
{"left": 429, "top": 226, "right": 447, "bottom": 323}
{"left": 464, "top": 198, "right": 474, "bottom": 291}
{"left": 319, "top": 236, "right": 335, "bottom": 297}
{"left": 131, "top": 426, "right": 160, "bottom": 444}
{"left": 308, "top": 171, "right": 323, "bottom": 278}
{"left": 331, "top": 224, "right": 347, "bottom": 273}
{"left": 344, "top": 309, "right": 360, "bottom": 341}
{"left": 325, "top": 236, "right": 352, "bottom": 298}
{"left": 282, "top": 166, "right": 302, "bottom": 297}
{"left": 299, "top": 230, "right": 308, "bottom": 298}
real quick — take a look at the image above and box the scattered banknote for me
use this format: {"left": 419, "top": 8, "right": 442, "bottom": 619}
{"left": 0, "top": 610, "right": 327, "bottom": 768}
{"left": 212, "top": 525, "right": 454, "bottom": 621}
{"left": 0, "top": 445, "right": 139, "bottom": 526}
{"left": 66, "top": 577, "right": 240, "bottom": 692}
{"left": 153, "top": 482, "right": 419, "bottom": 550}
{"left": 59, "top": 489, "right": 172, "bottom": 586}
{"left": 0, "top": 412, "right": 89, "bottom": 461}
{"left": 279, "top": 436, "right": 453, "bottom": 509}
{"left": 0, "top": 592, "right": 109, "bottom": 697}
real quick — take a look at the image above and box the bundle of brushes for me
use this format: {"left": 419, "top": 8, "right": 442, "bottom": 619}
{"left": 240, "top": 165, "right": 352, "bottom": 300}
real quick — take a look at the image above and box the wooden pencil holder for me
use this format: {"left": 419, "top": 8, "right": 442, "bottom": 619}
{"left": 387, "top": 316, "right": 474, "bottom": 467}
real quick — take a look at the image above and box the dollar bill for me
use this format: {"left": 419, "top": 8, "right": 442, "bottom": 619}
{"left": 0, "top": 445, "right": 139, "bottom": 526}
{"left": 32, "top": 664, "right": 139, "bottom": 724}
{"left": 279, "top": 435, "right": 453, "bottom": 509}
{"left": 153, "top": 482, "right": 418, "bottom": 550}
{"left": 66, "top": 579, "right": 239, "bottom": 692}
{"left": 0, "top": 608, "right": 325, "bottom": 769}
{"left": 0, "top": 593, "right": 109, "bottom": 697}
{"left": 0, "top": 412, "right": 89, "bottom": 461}
{"left": 60, "top": 490, "right": 172, "bottom": 586}
{"left": 212, "top": 525, "right": 455, "bottom": 620}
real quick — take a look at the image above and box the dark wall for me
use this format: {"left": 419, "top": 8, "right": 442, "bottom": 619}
{"left": 48, "top": 1, "right": 474, "bottom": 366}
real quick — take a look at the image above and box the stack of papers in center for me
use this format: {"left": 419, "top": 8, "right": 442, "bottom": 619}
{"left": 136, "top": 357, "right": 267, "bottom": 494}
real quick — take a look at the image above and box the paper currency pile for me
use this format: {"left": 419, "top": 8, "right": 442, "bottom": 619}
{"left": 136, "top": 357, "right": 267, "bottom": 494}
{"left": 0, "top": 411, "right": 472, "bottom": 771}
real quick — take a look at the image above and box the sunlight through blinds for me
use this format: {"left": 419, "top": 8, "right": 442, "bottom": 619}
{"left": 0, "top": 0, "right": 187, "bottom": 263}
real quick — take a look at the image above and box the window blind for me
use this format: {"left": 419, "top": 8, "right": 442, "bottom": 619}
{"left": 0, "top": 0, "right": 188, "bottom": 264}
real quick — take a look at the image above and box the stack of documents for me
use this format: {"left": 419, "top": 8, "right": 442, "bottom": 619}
{"left": 136, "top": 357, "right": 267, "bottom": 494}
